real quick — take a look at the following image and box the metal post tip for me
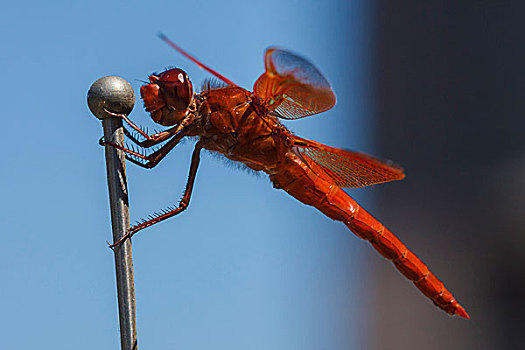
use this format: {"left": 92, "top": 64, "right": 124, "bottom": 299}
{"left": 87, "top": 76, "right": 135, "bottom": 120}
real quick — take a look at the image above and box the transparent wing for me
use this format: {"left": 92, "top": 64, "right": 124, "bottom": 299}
{"left": 292, "top": 137, "right": 405, "bottom": 188}
{"left": 254, "top": 48, "right": 336, "bottom": 119}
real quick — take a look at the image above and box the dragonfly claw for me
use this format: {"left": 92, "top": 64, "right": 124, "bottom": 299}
{"left": 107, "top": 232, "right": 132, "bottom": 250}
{"left": 103, "top": 108, "right": 126, "bottom": 119}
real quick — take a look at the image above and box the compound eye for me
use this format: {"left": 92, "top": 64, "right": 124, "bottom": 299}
{"left": 157, "top": 68, "right": 193, "bottom": 111}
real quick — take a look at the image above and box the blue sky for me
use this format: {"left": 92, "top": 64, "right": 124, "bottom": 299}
{"left": 0, "top": 1, "right": 377, "bottom": 349}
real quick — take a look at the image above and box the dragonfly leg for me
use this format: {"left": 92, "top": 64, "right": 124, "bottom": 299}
{"left": 99, "top": 113, "right": 196, "bottom": 168}
{"left": 109, "top": 142, "right": 203, "bottom": 248}
{"left": 101, "top": 131, "right": 186, "bottom": 169}
{"left": 104, "top": 110, "right": 194, "bottom": 147}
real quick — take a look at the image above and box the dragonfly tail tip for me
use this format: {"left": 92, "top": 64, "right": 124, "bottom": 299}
{"left": 455, "top": 305, "right": 470, "bottom": 320}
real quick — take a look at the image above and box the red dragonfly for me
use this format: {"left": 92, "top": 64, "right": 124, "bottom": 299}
{"left": 105, "top": 34, "right": 469, "bottom": 319}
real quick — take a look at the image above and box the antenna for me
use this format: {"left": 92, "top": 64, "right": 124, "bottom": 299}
{"left": 158, "top": 33, "right": 239, "bottom": 87}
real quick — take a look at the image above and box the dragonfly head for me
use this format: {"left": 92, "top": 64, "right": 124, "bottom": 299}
{"left": 140, "top": 68, "right": 194, "bottom": 126}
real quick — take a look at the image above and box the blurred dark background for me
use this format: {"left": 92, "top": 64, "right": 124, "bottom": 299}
{"left": 369, "top": 1, "right": 525, "bottom": 348}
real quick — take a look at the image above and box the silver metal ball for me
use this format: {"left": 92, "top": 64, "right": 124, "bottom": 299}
{"left": 87, "top": 76, "right": 135, "bottom": 120}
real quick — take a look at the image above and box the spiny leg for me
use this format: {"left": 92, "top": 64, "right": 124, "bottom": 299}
{"left": 109, "top": 142, "right": 203, "bottom": 248}
{"left": 100, "top": 112, "right": 196, "bottom": 168}
{"left": 99, "top": 123, "right": 178, "bottom": 149}
{"left": 103, "top": 110, "right": 194, "bottom": 147}
{"left": 102, "top": 130, "right": 186, "bottom": 169}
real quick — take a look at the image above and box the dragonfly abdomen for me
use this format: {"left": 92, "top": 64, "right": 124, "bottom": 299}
{"left": 271, "top": 152, "right": 469, "bottom": 319}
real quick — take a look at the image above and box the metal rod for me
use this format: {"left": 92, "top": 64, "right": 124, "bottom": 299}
{"left": 103, "top": 117, "right": 137, "bottom": 350}
{"left": 88, "top": 76, "right": 138, "bottom": 350}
